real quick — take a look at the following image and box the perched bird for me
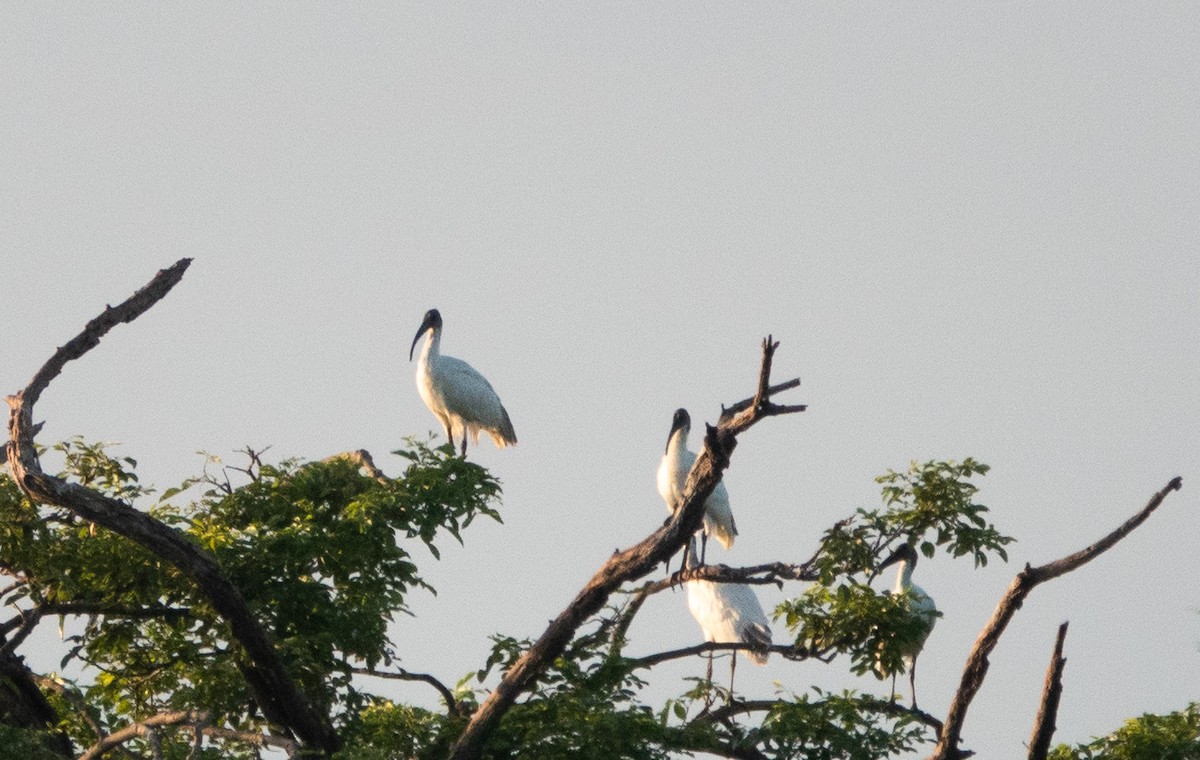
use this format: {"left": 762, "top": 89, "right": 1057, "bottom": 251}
{"left": 684, "top": 537, "right": 771, "bottom": 696}
{"left": 409, "top": 308, "right": 517, "bottom": 456}
{"left": 874, "top": 542, "right": 938, "bottom": 709}
{"left": 656, "top": 408, "right": 737, "bottom": 563}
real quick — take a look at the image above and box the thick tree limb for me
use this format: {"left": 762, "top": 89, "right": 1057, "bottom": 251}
{"left": 4, "top": 260, "right": 339, "bottom": 754}
{"left": 1026, "top": 622, "right": 1069, "bottom": 760}
{"left": 448, "top": 337, "right": 804, "bottom": 760}
{"left": 928, "top": 477, "right": 1183, "bottom": 760}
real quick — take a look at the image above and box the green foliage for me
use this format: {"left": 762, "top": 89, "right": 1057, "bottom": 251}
{"left": 1048, "top": 704, "right": 1200, "bottom": 760}
{"left": 753, "top": 689, "right": 931, "bottom": 759}
{"left": 778, "top": 459, "right": 1009, "bottom": 673}
{"left": 0, "top": 438, "right": 501, "bottom": 758}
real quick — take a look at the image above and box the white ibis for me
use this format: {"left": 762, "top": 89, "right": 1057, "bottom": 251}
{"left": 684, "top": 537, "right": 771, "bottom": 696}
{"left": 874, "top": 542, "right": 937, "bottom": 709}
{"left": 409, "top": 308, "right": 517, "bottom": 456}
{"left": 656, "top": 408, "right": 737, "bottom": 564}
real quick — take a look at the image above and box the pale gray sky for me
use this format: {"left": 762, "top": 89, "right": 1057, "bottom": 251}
{"left": 3, "top": 5, "right": 1198, "bottom": 757}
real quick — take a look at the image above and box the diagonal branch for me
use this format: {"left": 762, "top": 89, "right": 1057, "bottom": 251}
{"left": 4, "top": 260, "right": 339, "bottom": 754}
{"left": 448, "top": 337, "right": 805, "bottom": 760}
{"left": 929, "top": 477, "right": 1183, "bottom": 760}
{"left": 1027, "top": 622, "right": 1069, "bottom": 760}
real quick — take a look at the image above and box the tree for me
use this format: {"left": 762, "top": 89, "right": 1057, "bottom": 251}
{"left": 1, "top": 261, "right": 1186, "bottom": 759}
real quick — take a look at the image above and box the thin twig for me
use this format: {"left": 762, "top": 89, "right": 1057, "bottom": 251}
{"left": 351, "top": 666, "right": 463, "bottom": 718}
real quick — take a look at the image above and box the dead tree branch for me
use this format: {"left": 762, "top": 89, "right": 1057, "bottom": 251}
{"left": 448, "top": 337, "right": 804, "bottom": 760}
{"left": 929, "top": 476, "right": 1183, "bottom": 760}
{"left": 4, "top": 260, "right": 339, "bottom": 754}
{"left": 1027, "top": 622, "right": 1069, "bottom": 760}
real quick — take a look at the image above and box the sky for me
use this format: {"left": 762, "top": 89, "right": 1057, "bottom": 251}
{"left": 2, "top": 4, "right": 1199, "bottom": 758}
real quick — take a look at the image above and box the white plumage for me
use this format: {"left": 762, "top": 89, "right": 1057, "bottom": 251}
{"left": 874, "top": 542, "right": 937, "bottom": 708}
{"left": 409, "top": 308, "right": 517, "bottom": 456}
{"left": 684, "top": 537, "right": 771, "bottom": 695}
{"left": 656, "top": 408, "right": 737, "bottom": 560}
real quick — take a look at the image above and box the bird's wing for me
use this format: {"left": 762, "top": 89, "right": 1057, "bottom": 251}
{"left": 436, "top": 356, "right": 510, "bottom": 433}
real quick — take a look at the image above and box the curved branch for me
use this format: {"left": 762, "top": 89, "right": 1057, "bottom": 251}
{"left": 352, "top": 666, "right": 464, "bottom": 718}
{"left": 929, "top": 477, "right": 1183, "bottom": 760}
{"left": 4, "top": 261, "right": 339, "bottom": 754}
{"left": 79, "top": 710, "right": 208, "bottom": 760}
{"left": 448, "top": 338, "right": 805, "bottom": 760}
{"left": 77, "top": 709, "right": 302, "bottom": 760}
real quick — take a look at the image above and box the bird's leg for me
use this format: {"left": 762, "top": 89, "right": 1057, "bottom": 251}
{"left": 699, "top": 531, "right": 709, "bottom": 565}
{"left": 909, "top": 658, "right": 918, "bottom": 710}
{"left": 669, "top": 540, "right": 692, "bottom": 587}
{"left": 889, "top": 672, "right": 898, "bottom": 703}
{"left": 728, "top": 651, "right": 738, "bottom": 703}
{"left": 460, "top": 429, "right": 468, "bottom": 457}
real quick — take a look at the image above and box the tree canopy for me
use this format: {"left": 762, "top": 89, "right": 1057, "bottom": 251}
{"left": 1, "top": 261, "right": 1189, "bottom": 759}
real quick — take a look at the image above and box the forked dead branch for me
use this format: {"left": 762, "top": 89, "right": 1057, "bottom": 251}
{"left": 447, "top": 338, "right": 807, "bottom": 760}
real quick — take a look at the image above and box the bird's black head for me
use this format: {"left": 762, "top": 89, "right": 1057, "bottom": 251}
{"left": 665, "top": 408, "right": 690, "bottom": 453}
{"left": 879, "top": 542, "right": 919, "bottom": 571}
{"left": 410, "top": 308, "right": 443, "bottom": 361}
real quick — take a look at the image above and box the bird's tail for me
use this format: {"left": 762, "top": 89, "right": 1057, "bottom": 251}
{"left": 745, "top": 623, "right": 772, "bottom": 666}
{"left": 488, "top": 405, "right": 517, "bottom": 448}
{"left": 706, "top": 514, "right": 738, "bottom": 551}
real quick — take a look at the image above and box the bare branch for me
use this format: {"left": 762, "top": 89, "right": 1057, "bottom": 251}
{"left": 448, "top": 338, "right": 804, "bottom": 760}
{"left": 929, "top": 477, "right": 1183, "bottom": 760}
{"left": 627, "top": 641, "right": 809, "bottom": 670}
{"left": 352, "top": 666, "right": 464, "bottom": 718}
{"left": 1027, "top": 622, "right": 1069, "bottom": 760}
{"left": 4, "top": 261, "right": 339, "bottom": 754}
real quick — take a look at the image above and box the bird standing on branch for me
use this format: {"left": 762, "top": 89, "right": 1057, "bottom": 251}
{"left": 410, "top": 308, "right": 517, "bottom": 457}
{"left": 684, "top": 537, "right": 771, "bottom": 698}
{"left": 874, "top": 542, "right": 938, "bottom": 709}
{"left": 657, "top": 408, "right": 737, "bottom": 564}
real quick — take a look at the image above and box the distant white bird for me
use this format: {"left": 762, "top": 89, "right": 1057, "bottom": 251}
{"left": 409, "top": 308, "right": 517, "bottom": 456}
{"left": 684, "top": 537, "right": 771, "bottom": 696}
{"left": 874, "top": 542, "right": 937, "bottom": 709}
{"left": 656, "top": 408, "right": 737, "bottom": 563}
